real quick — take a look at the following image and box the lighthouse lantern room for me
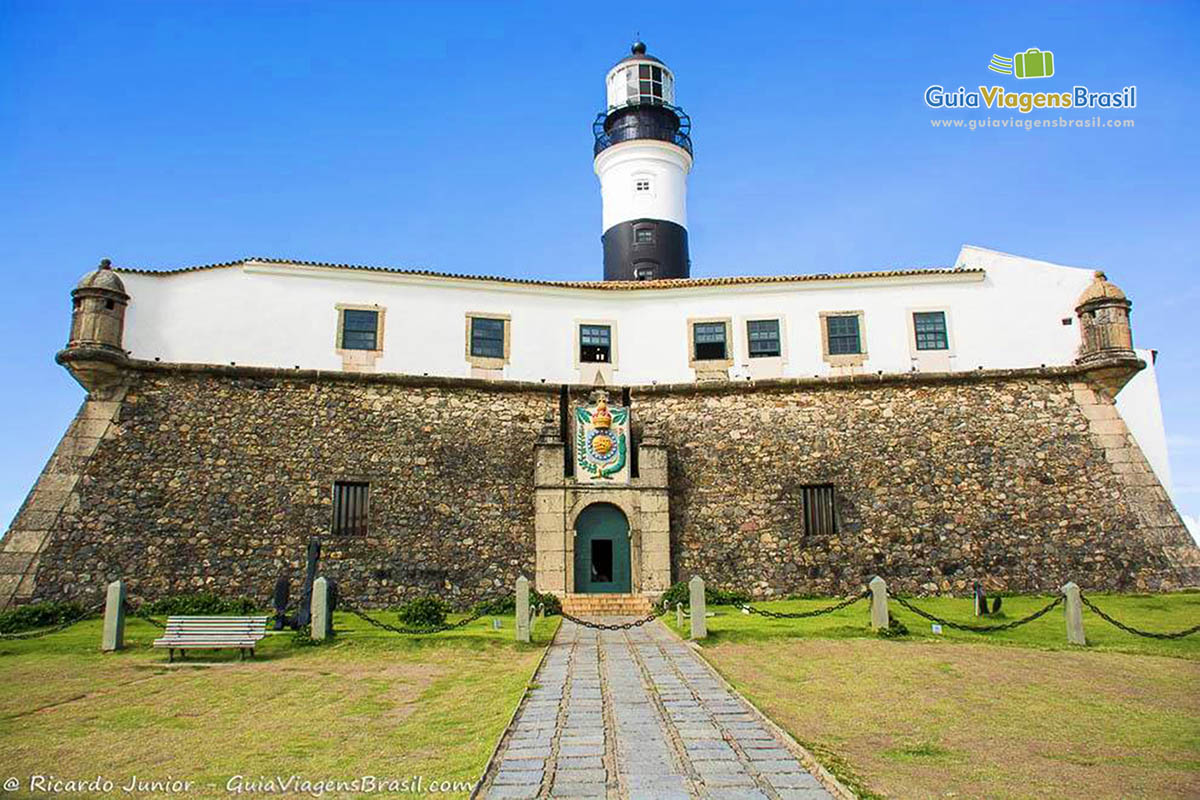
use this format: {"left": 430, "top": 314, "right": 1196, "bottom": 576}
{"left": 593, "top": 42, "right": 693, "bottom": 282}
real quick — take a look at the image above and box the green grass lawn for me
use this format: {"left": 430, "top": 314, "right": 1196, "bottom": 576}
{"left": 664, "top": 591, "right": 1200, "bottom": 658}
{"left": 0, "top": 611, "right": 558, "bottom": 799}
{"left": 665, "top": 592, "right": 1200, "bottom": 799}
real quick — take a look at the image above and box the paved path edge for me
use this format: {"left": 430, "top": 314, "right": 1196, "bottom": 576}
{"left": 667, "top": 627, "right": 859, "bottom": 800}
{"left": 469, "top": 618, "right": 562, "bottom": 800}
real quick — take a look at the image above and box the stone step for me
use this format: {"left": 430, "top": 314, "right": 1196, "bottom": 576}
{"left": 561, "top": 593, "right": 654, "bottom": 617}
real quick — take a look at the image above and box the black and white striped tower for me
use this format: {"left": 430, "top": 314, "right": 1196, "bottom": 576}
{"left": 593, "top": 42, "right": 693, "bottom": 281}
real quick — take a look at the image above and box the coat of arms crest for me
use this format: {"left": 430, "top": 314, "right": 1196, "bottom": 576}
{"left": 575, "top": 397, "right": 630, "bottom": 482}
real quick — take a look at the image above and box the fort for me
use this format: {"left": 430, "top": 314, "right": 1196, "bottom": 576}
{"left": 1, "top": 42, "right": 1196, "bottom": 611}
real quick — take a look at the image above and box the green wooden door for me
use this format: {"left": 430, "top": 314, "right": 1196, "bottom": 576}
{"left": 573, "top": 503, "right": 631, "bottom": 594}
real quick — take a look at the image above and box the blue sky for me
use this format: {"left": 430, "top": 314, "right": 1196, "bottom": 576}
{"left": 2, "top": 1, "right": 1198, "bottom": 537}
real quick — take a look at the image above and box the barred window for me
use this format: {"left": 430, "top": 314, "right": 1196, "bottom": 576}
{"left": 341, "top": 309, "right": 379, "bottom": 351}
{"left": 332, "top": 481, "right": 369, "bottom": 536}
{"left": 747, "top": 319, "right": 781, "bottom": 358}
{"left": 914, "top": 311, "right": 949, "bottom": 351}
{"left": 693, "top": 322, "right": 728, "bottom": 361}
{"left": 826, "top": 315, "right": 861, "bottom": 355}
{"left": 470, "top": 317, "right": 506, "bottom": 359}
{"left": 635, "top": 227, "right": 654, "bottom": 243}
{"left": 802, "top": 485, "right": 837, "bottom": 536}
{"left": 580, "top": 324, "right": 612, "bottom": 363}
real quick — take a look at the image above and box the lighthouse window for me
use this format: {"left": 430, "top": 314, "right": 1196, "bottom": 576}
{"left": 747, "top": 319, "right": 782, "bottom": 358}
{"left": 626, "top": 63, "right": 664, "bottom": 104}
{"left": 580, "top": 325, "right": 612, "bottom": 363}
{"left": 913, "top": 311, "right": 949, "bottom": 351}
{"left": 693, "top": 322, "right": 728, "bottom": 361}
{"left": 634, "top": 227, "right": 654, "bottom": 243}
{"left": 340, "top": 309, "right": 380, "bottom": 351}
{"left": 825, "top": 315, "right": 862, "bottom": 355}
{"left": 470, "top": 317, "right": 506, "bottom": 359}
{"left": 635, "top": 179, "right": 651, "bottom": 193}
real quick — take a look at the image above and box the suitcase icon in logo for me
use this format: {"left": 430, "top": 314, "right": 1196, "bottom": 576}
{"left": 1014, "top": 48, "right": 1054, "bottom": 79}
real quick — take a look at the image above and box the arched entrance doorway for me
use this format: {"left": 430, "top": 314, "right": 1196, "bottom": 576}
{"left": 573, "top": 503, "right": 632, "bottom": 593}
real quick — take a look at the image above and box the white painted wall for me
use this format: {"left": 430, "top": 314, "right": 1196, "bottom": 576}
{"left": 118, "top": 245, "right": 1105, "bottom": 385}
{"left": 594, "top": 140, "right": 691, "bottom": 232}
{"left": 1116, "top": 348, "right": 1172, "bottom": 488}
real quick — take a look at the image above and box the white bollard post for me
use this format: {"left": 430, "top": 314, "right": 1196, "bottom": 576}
{"left": 869, "top": 576, "right": 889, "bottom": 631}
{"left": 689, "top": 576, "right": 707, "bottom": 640}
{"left": 1061, "top": 582, "right": 1086, "bottom": 646}
{"left": 101, "top": 580, "right": 126, "bottom": 652}
{"left": 676, "top": 602, "right": 684, "bottom": 629}
{"left": 516, "top": 576, "right": 531, "bottom": 643}
{"left": 311, "top": 577, "right": 329, "bottom": 641}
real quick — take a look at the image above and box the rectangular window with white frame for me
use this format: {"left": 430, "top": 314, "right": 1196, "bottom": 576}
{"left": 826, "top": 315, "right": 861, "bottom": 355}
{"left": 819, "top": 311, "right": 867, "bottom": 369}
{"left": 693, "top": 321, "right": 728, "bottom": 361}
{"left": 465, "top": 312, "right": 511, "bottom": 371}
{"left": 470, "top": 317, "right": 506, "bottom": 359}
{"left": 747, "top": 319, "right": 782, "bottom": 358}
{"left": 913, "top": 311, "right": 949, "bottom": 351}
{"left": 580, "top": 324, "right": 612, "bottom": 363}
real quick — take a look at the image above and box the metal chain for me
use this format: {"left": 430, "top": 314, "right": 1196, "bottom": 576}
{"left": 560, "top": 610, "right": 661, "bottom": 630}
{"left": 891, "top": 594, "right": 1063, "bottom": 632}
{"left": 739, "top": 589, "right": 871, "bottom": 619}
{"left": 343, "top": 603, "right": 488, "bottom": 635}
{"left": 1079, "top": 594, "right": 1200, "bottom": 640}
{"left": 0, "top": 601, "right": 105, "bottom": 639}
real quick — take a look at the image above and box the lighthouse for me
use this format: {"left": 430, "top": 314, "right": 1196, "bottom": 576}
{"left": 593, "top": 42, "right": 693, "bottom": 281}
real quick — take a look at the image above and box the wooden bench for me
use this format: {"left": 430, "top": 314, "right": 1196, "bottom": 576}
{"left": 152, "top": 616, "right": 269, "bottom": 661}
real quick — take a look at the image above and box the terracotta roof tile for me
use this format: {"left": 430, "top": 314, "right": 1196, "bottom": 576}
{"left": 112, "top": 257, "right": 982, "bottom": 290}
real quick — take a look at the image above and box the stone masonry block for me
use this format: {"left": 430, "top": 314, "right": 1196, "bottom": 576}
{"left": 72, "top": 417, "right": 113, "bottom": 440}
{"left": 0, "top": 553, "right": 35, "bottom": 574}
{"left": 535, "top": 513, "right": 565, "bottom": 537}
{"left": 1089, "top": 419, "right": 1129, "bottom": 436}
{"left": 537, "top": 549, "right": 565, "bottom": 574}
{"left": 1072, "top": 387, "right": 1098, "bottom": 405}
{"left": 1080, "top": 403, "right": 1119, "bottom": 422}
{"left": 13, "top": 510, "right": 58, "bottom": 531}
{"left": 81, "top": 400, "right": 123, "bottom": 420}
{"left": 535, "top": 492, "right": 566, "bottom": 514}
{"left": 1094, "top": 434, "right": 1129, "bottom": 450}
{"left": 0, "top": 530, "right": 50, "bottom": 554}
{"left": 35, "top": 474, "right": 77, "bottom": 495}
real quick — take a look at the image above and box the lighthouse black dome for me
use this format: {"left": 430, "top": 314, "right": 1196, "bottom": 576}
{"left": 613, "top": 40, "right": 664, "bottom": 67}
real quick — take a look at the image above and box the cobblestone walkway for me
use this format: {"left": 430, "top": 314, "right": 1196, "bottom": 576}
{"left": 482, "top": 618, "right": 835, "bottom": 800}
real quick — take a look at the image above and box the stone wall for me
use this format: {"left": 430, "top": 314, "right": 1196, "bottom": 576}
{"left": 28, "top": 367, "right": 554, "bottom": 608}
{"left": 11, "top": 361, "right": 1200, "bottom": 609}
{"left": 636, "top": 373, "right": 1199, "bottom": 597}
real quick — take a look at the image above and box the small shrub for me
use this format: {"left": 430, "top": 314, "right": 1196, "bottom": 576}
{"left": 658, "top": 581, "right": 750, "bottom": 610}
{"left": 877, "top": 612, "right": 909, "bottom": 638}
{"left": 473, "top": 596, "right": 515, "bottom": 616}
{"left": 533, "top": 590, "right": 562, "bottom": 616}
{"left": 473, "top": 590, "right": 561, "bottom": 617}
{"left": 142, "top": 593, "right": 258, "bottom": 616}
{"left": 398, "top": 596, "right": 447, "bottom": 628}
{"left": 291, "top": 629, "right": 326, "bottom": 647}
{"left": 0, "top": 601, "right": 89, "bottom": 634}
